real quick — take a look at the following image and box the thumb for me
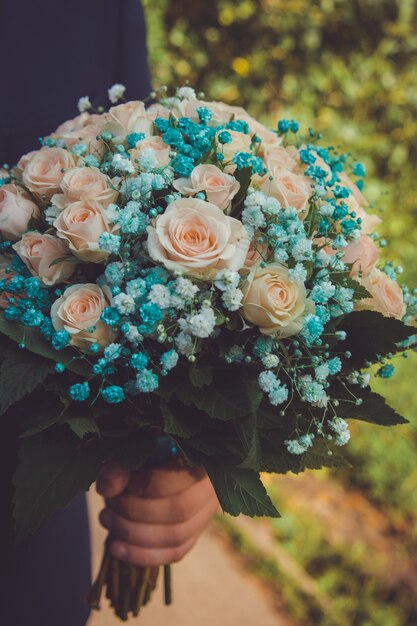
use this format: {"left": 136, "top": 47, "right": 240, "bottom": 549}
{"left": 96, "top": 460, "right": 130, "bottom": 498}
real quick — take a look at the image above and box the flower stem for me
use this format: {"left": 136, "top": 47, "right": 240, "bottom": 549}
{"left": 129, "top": 566, "right": 139, "bottom": 613}
{"left": 110, "top": 557, "right": 120, "bottom": 608}
{"left": 144, "top": 566, "right": 160, "bottom": 605}
{"left": 132, "top": 566, "right": 151, "bottom": 616}
{"left": 164, "top": 564, "right": 172, "bottom": 605}
{"left": 89, "top": 539, "right": 173, "bottom": 617}
{"left": 116, "top": 561, "right": 131, "bottom": 621}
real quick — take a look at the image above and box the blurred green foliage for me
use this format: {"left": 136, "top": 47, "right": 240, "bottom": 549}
{"left": 218, "top": 506, "right": 417, "bottom": 626}
{"left": 142, "top": 1, "right": 417, "bottom": 623}
{"left": 345, "top": 354, "right": 417, "bottom": 530}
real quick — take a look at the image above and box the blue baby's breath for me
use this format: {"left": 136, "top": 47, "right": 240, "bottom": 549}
{"left": 69, "top": 382, "right": 90, "bottom": 402}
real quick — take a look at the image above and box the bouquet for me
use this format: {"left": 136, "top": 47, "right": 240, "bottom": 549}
{"left": 1, "top": 84, "right": 416, "bottom": 621}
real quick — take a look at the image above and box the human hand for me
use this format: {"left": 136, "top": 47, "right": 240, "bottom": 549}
{"left": 96, "top": 458, "right": 220, "bottom": 567}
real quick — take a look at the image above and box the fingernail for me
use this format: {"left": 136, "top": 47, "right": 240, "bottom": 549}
{"left": 112, "top": 543, "right": 128, "bottom": 560}
{"left": 100, "top": 510, "right": 113, "bottom": 529}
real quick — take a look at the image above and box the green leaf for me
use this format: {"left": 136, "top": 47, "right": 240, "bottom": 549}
{"left": 156, "top": 366, "right": 188, "bottom": 401}
{"left": 160, "top": 400, "right": 202, "bottom": 439}
{"left": 337, "top": 310, "right": 415, "bottom": 368}
{"left": 342, "top": 276, "right": 371, "bottom": 300}
{"left": 175, "top": 371, "right": 263, "bottom": 421}
{"left": 303, "top": 438, "right": 351, "bottom": 470}
{"left": 186, "top": 429, "right": 231, "bottom": 457}
{"left": 0, "top": 314, "right": 92, "bottom": 378}
{"left": 103, "top": 429, "right": 158, "bottom": 472}
{"left": 19, "top": 394, "right": 68, "bottom": 438}
{"left": 234, "top": 413, "right": 261, "bottom": 470}
{"left": 66, "top": 416, "right": 100, "bottom": 439}
{"left": 257, "top": 402, "right": 290, "bottom": 430}
{"left": 48, "top": 255, "right": 78, "bottom": 268}
{"left": 0, "top": 332, "right": 23, "bottom": 358}
{"left": 336, "top": 387, "right": 408, "bottom": 426}
{"left": 13, "top": 431, "right": 104, "bottom": 543}
{"left": 0, "top": 350, "right": 54, "bottom": 415}
{"left": 174, "top": 440, "right": 207, "bottom": 467}
{"left": 260, "top": 446, "right": 304, "bottom": 474}
{"left": 27, "top": 215, "right": 41, "bottom": 231}
{"left": 231, "top": 166, "right": 252, "bottom": 215}
{"left": 260, "top": 438, "right": 350, "bottom": 474}
{"left": 206, "top": 464, "right": 280, "bottom": 518}
{"left": 331, "top": 273, "right": 371, "bottom": 300}
{"left": 188, "top": 361, "right": 213, "bottom": 388}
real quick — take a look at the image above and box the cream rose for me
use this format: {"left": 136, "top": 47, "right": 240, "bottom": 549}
{"left": 241, "top": 263, "right": 312, "bottom": 337}
{"left": 13, "top": 232, "right": 75, "bottom": 286}
{"left": 173, "top": 164, "right": 240, "bottom": 212}
{"left": 262, "top": 144, "right": 298, "bottom": 172}
{"left": 339, "top": 172, "right": 368, "bottom": 208}
{"left": 181, "top": 98, "right": 280, "bottom": 147}
{"left": 109, "top": 101, "right": 146, "bottom": 128}
{"left": 245, "top": 119, "right": 281, "bottom": 147}
{"left": 130, "top": 136, "right": 171, "bottom": 168}
{"left": 16, "top": 150, "right": 38, "bottom": 174}
{"left": 261, "top": 168, "right": 311, "bottom": 218}
{"left": 342, "top": 234, "right": 379, "bottom": 277}
{"left": 352, "top": 201, "right": 382, "bottom": 235}
{"left": 0, "top": 184, "right": 40, "bottom": 241}
{"left": 181, "top": 99, "right": 248, "bottom": 125}
{"left": 219, "top": 130, "right": 252, "bottom": 165}
{"left": 334, "top": 192, "right": 381, "bottom": 236}
{"left": 147, "top": 197, "right": 250, "bottom": 276}
{"left": 106, "top": 101, "right": 153, "bottom": 140}
{"left": 54, "top": 200, "right": 114, "bottom": 263}
{"left": 22, "top": 148, "right": 75, "bottom": 198}
{"left": 52, "top": 167, "right": 119, "bottom": 210}
{"left": 242, "top": 239, "right": 270, "bottom": 271}
{"left": 54, "top": 112, "right": 91, "bottom": 135}
{"left": 51, "top": 283, "right": 115, "bottom": 350}
{"left": 358, "top": 268, "right": 405, "bottom": 320}
{"left": 146, "top": 103, "right": 174, "bottom": 121}
{"left": 54, "top": 121, "right": 106, "bottom": 156}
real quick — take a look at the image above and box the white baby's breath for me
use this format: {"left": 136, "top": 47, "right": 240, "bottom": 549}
{"left": 108, "top": 83, "right": 126, "bottom": 104}
{"left": 77, "top": 96, "right": 91, "bottom": 113}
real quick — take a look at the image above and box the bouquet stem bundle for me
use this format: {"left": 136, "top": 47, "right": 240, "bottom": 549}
{"left": 88, "top": 538, "right": 171, "bottom": 620}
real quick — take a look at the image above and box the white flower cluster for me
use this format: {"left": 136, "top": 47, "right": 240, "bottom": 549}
{"left": 108, "top": 83, "right": 126, "bottom": 104}
{"left": 214, "top": 269, "right": 243, "bottom": 311}
{"left": 179, "top": 307, "right": 216, "bottom": 339}
{"left": 112, "top": 153, "right": 135, "bottom": 174}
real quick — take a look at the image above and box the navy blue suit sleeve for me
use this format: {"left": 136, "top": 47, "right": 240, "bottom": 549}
{"left": 0, "top": 4, "right": 150, "bottom": 624}
{"left": 0, "top": 0, "right": 151, "bottom": 165}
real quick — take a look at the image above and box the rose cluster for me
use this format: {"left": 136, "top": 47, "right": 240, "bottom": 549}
{"left": 0, "top": 85, "right": 415, "bottom": 455}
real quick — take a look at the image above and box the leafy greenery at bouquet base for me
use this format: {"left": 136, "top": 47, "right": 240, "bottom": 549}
{"left": 1, "top": 302, "right": 414, "bottom": 543}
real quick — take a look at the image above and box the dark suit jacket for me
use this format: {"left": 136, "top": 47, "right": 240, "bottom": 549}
{"left": 0, "top": 3, "right": 150, "bottom": 624}
{"left": 0, "top": 0, "right": 151, "bottom": 165}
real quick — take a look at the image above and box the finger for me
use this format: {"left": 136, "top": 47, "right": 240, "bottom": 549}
{"left": 96, "top": 461, "right": 130, "bottom": 498}
{"left": 109, "top": 534, "right": 199, "bottom": 567}
{"left": 100, "top": 496, "right": 219, "bottom": 549}
{"left": 107, "top": 475, "right": 217, "bottom": 524}
{"left": 126, "top": 459, "right": 207, "bottom": 499}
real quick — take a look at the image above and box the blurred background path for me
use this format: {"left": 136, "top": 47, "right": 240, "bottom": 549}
{"left": 87, "top": 490, "right": 291, "bottom": 626}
